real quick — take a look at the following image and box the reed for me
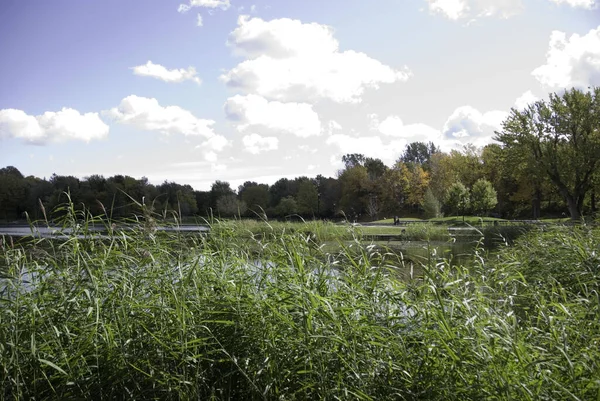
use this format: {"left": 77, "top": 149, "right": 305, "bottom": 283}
{"left": 0, "top": 201, "right": 598, "bottom": 399}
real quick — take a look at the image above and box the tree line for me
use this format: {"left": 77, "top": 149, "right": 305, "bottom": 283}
{"left": 1, "top": 87, "right": 599, "bottom": 222}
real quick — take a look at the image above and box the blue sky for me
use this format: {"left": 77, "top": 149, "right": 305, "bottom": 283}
{"left": 1, "top": 0, "right": 599, "bottom": 189}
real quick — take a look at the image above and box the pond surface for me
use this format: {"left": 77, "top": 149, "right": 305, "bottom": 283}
{"left": 0, "top": 224, "right": 209, "bottom": 238}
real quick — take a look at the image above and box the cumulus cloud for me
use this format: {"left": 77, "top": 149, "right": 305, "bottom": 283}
{"left": 105, "top": 95, "right": 215, "bottom": 138}
{"left": 425, "top": 0, "right": 523, "bottom": 21}
{"left": 377, "top": 115, "right": 441, "bottom": 141}
{"left": 326, "top": 120, "right": 342, "bottom": 135}
{"left": 0, "top": 107, "right": 109, "bottom": 144}
{"left": 514, "top": 90, "right": 539, "bottom": 110}
{"left": 178, "top": 0, "right": 230, "bottom": 13}
{"left": 532, "top": 26, "right": 600, "bottom": 90}
{"left": 547, "top": 0, "right": 596, "bottom": 8}
{"left": 326, "top": 134, "right": 408, "bottom": 165}
{"left": 105, "top": 96, "right": 229, "bottom": 161}
{"left": 224, "top": 94, "right": 322, "bottom": 137}
{"left": 221, "top": 16, "right": 411, "bottom": 103}
{"left": 132, "top": 61, "right": 202, "bottom": 85}
{"left": 441, "top": 105, "right": 508, "bottom": 148}
{"left": 242, "top": 133, "right": 279, "bottom": 154}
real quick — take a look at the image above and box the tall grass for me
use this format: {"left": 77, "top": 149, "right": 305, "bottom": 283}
{"left": 1, "top": 201, "right": 599, "bottom": 399}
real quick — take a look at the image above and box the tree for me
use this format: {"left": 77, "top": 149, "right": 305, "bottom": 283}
{"left": 378, "top": 166, "right": 410, "bottom": 215}
{"left": 496, "top": 87, "right": 600, "bottom": 220}
{"left": 269, "top": 178, "right": 294, "bottom": 208}
{"left": 216, "top": 194, "right": 246, "bottom": 217}
{"left": 364, "top": 157, "right": 388, "bottom": 180}
{"left": 296, "top": 181, "right": 318, "bottom": 216}
{"left": 210, "top": 181, "right": 234, "bottom": 210}
{"left": 315, "top": 175, "right": 340, "bottom": 218}
{"left": 399, "top": 141, "right": 439, "bottom": 170}
{"left": 470, "top": 179, "right": 498, "bottom": 216}
{"left": 366, "top": 195, "right": 381, "bottom": 220}
{"left": 445, "top": 182, "right": 470, "bottom": 217}
{"left": 428, "top": 152, "right": 455, "bottom": 202}
{"left": 195, "top": 191, "right": 211, "bottom": 216}
{"left": 422, "top": 188, "right": 441, "bottom": 219}
{"left": 342, "top": 153, "right": 366, "bottom": 169}
{"left": 239, "top": 182, "right": 270, "bottom": 215}
{"left": 0, "top": 166, "right": 26, "bottom": 220}
{"left": 275, "top": 196, "right": 297, "bottom": 217}
{"left": 448, "top": 145, "right": 484, "bottom": 189}
{"left": 338, "top": 165, "right": 369, "bottom": 219}
{"left": 157, "top": 181, "right": 198, "bottom": 216}
{"left": 405, "top": 164, "right": 430, "bottom": 208}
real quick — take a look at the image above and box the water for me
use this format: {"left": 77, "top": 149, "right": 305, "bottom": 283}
{"left": 0, "top": 224, "right": 209, "bottom": 239}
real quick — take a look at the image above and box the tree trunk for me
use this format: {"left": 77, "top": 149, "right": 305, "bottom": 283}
{"left": 591, "top": 189, "right": 596, "bottom": 214}
{"left": 532, "top": 187, "right": 541, "bottom": 219}
{"left": 565, "top": 194, "right": 580, "bottom": 221}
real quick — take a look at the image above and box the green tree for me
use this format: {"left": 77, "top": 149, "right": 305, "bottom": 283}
{"left": 399, "top": 141, "right": 439, "bottom": 170}
{"left": 338, "top": 165, "right": 369, "bottom": 219}
{"left": 445, "top": 182, "right": 470, "bottom": 217}
{"left": 470, "top": 179, "right": 498, "bottom": 216}
{"left": 315, "top": 175, "right": 340, "bottom": 218}
{"left": 496, "top": 87, "right": 600, "bottom": 220}
{"left": 342, "top": 153, "right": 366, "bottom": 169}
{"left": 217, "top": 194, "right": 247, "bottom": 217}
{"left": 0, "top": 166, "right": 27, "bottom": 220}
{"left": 428, "top": 152, "right": 455, "bottom": 202}
{"left": 448, "top": 145, "right": 484, "bottom": 189}
{"left": 239, "top": 182, "right": 270, "bottom": 216}
{"left": 275, "top": 196, "right": 297, "bottom": 217}
{"left": 422, "top": 188, "right": 441, "bottom": 219}
{"left": 296, "top": 181, "right": 318, "bottom": 217}
{"left": 406, "top": 164, "right": 430, "bottom": 208}
{"left": 378, "top": 166, "right": 409, "bottom": 215}
{"left": 364, "top": 157, "right": 388, "bottom": 180}
{"left": 210, "top": 181, "right": 234, "bottom": 210}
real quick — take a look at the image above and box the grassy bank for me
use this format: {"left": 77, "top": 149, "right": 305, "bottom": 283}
{"left": 210, "top": 219, "right": 452, "bottom": 243}
{"left": 1, "top": 207, "right": 599, "bottom": 399}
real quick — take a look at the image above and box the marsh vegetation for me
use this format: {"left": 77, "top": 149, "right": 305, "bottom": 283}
{"left": 1, "top": 203, "right": 599, "bottom": 400}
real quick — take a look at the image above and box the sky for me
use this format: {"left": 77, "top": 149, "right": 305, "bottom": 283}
{"left": 0, "top": 0, "right": 599, "bottom": 190}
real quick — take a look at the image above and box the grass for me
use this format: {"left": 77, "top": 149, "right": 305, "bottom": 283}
{"left": 429, "top": 216, "right": 507, "bottom": 224}
{"left": 1, "top": 201, "right": 599, "bottom": 399}
{"left": 370, "top": 217, "right": 424, "bottom": 224}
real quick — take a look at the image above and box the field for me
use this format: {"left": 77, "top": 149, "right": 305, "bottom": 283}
{"left": 1, "top": 206, "right": 599, "bottom": 399}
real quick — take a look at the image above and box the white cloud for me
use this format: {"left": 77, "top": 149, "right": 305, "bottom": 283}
{"left": 178, "top": 0, "right": 230, "bottom": 13}
{"left": 204, "top": 151, "right": 218, "bottom": 162}
{"left": 196, "top": 14, "right": 203, "bottom": 27}
{"left": 326, "top": 120, "right": 342, "bottom": 135}
{"left": 221, "top": 16, "right": 411, "bottom": 103}
{"left": 425, "top": 0, "right": 523, "bottom": 21}
{"left": 377, "top": 115, "right": 441, "bottom": 141}
{"left": 224, "top": 94, "right": 322, "bottom": 137}
{"left": 105, "top": 95, "right": 216, "bottom": 138}
{"left": 547, "top": 0, "right": 596, "bottom": 9}
{"left": 0, "top": 107, "right": 109, "bottom": 143}
{"left": 326, "top": 134, "right": 408, "bottom": 165}
{"left": 242, "top": 133, "right": 279, "bottom": 154}
{"left": 514, "top": 90, "right": 539, "bottom": 110}
{"left": 441, "top": 105, "right": 508, "bottom": 149}
{"left": 106, "top": 96, "right": 229, "bottom": 162}
{"left": 532, "top": 26, "right": 600, "bottom": 90}
{"left": 200, "top": 134, "right": 230, "bottom": 152}
{"left": 427, "top": 0, "right": 469, "bottom": 19}
{"left": 196, "top": 134, "right": 231, "bottom": 162}
{"left": 132, "top": 61, "right": 202, "bottom": 85}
